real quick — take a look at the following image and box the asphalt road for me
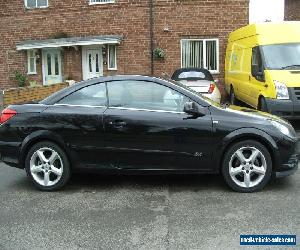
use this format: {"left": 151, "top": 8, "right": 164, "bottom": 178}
{"left": 0, "top": 123, "right": 300, "bottom": 250}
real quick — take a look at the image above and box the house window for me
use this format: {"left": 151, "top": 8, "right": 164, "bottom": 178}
{"left": 89, "top": 0, "right": 115, "bottom": 5}
{"left": 27, "top": 50, "right": 37, "bottom": 74}
{"left": 181, "top": 39, "right": 219, "bottom": 73}
{"left": 108, "top": 45, "right": 117, "bottom": 70}
{"left": 25, "top": 0, "right": 48, "bottom": 8}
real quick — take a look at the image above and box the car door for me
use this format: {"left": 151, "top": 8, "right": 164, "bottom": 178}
{"left": 43, "top": 82, "right": 107, "bottom": 168}
{"left": 102, "top": 79, "right": 213, "bottom": 170}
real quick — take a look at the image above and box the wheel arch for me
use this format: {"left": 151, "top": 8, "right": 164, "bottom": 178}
{"left": 19, "top": 130, "right": 73, "bottom": 169}
{"left": 217, "top": 128, "right": 280, "bottom": 172}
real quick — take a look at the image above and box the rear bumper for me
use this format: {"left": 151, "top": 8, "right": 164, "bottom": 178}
{"left": 0, "top": 141, "right": 22, "bottom": 169}
{"left": 275, "top": 154, "right": 299, "bottom": 178}
{"left": 202, "top": 89, "right": 221, "bottom": 103}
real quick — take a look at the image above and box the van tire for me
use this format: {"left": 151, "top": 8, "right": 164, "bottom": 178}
{"left": 230, "top": 87, "right": 238, "bottom": 105}
{"left": 259, "top": 97, "right": 268, "bottom": 112}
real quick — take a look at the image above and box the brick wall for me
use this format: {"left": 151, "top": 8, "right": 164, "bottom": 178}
{"left": 3, "top": 83, "right": 68, "bottom": 106}
{"left": 153, "top": 0, "right": 249, "bottom": 94}
{"left": 285, "top": 0, "right": 300, "bottom": 21}
{"left": 0, "top": 0, "right": 249, "bottom": 94}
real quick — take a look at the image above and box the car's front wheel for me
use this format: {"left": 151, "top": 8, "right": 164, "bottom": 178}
{"left": 25, "top": 141, "right": 71, "bottom": 191}
{"left": 222, "top": 140, "right": 272, "bottom": 192}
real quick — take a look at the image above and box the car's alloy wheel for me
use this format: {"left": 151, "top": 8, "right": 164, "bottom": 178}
{"left": 25, "top": 141, "right": 70, "bottom": 191}
{"left": 30, "top": 147, "right": 63, "bottom": 187}
{"left": 229, "top": 147, "right": 266, "bottom": 188}
{"left": 222, "top": 140, "right": 272, "bottom": 192}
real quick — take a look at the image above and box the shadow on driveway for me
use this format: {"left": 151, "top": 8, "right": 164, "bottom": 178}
{"left": 62, "top": 172, "right": 294, "bottom": 194}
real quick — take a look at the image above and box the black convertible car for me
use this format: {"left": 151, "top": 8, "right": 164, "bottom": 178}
{"left": 0, "top": 75, "right": 298, "bottom": 192}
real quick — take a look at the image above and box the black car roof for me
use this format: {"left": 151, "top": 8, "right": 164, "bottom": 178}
{"left": 40, "top": 75, "right": 209, "bottom": 107}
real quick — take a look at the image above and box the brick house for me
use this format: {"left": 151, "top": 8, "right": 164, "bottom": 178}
{"left": 285, "top": 0, "right": 300, "bottom": 21}
{"left": 0, "top": 0, "right": 249, "bottom": 94}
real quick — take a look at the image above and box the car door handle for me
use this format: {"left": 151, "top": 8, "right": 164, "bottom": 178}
{"left": 108, "top": 120, "right": 127, "bottom": 128}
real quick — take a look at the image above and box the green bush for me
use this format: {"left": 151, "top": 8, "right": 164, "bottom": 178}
{"left": 14, "top": 71, "right": 27, "bottom": 87}
{"left": 153, "top": 47, "right": 165, "bottom": 59}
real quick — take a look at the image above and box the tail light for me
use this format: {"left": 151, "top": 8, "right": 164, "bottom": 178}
{"left": 0, "top": 108, "right": 17, "bottom": 124}
{"left": 208, "top": 83, "right": 215, "bottom": 94}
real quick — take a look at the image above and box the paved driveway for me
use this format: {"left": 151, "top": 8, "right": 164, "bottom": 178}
{"left": 0, "top": 123, "right": 299, "bottom": 250}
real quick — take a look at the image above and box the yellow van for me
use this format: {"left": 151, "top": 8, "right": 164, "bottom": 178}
{"left": 225, "top": 22, "right": 300, "bottom": 119}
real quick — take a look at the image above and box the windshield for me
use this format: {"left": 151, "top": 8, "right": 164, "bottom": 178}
{"left": 262, "top": 43, "right": 300, "bottom": 70}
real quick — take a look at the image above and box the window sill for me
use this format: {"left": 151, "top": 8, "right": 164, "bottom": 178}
{"left": 108, "top": 68, "right": 117, "bottom": 71}
{"left": 89, "top": 2, "right": 115, "bottom": 5}
{"left": 27, "top": 72, "right": 37, "bottom": 75}
{"left": 25, "top": 6, "right": 49, "bottom": 10}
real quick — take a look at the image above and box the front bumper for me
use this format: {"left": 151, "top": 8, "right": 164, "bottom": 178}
{"left": 265, "top": 98, "right": 300, "bottom": 119}
{"left": 265, "top": 88, "right": 300, "bottom": 119}
{"left": 275, "top": 154, "right": 299, "bottom": 178}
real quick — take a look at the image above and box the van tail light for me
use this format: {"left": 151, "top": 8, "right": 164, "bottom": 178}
{"left": 0, "top": 108, "right": 17, "bottom": 124}
{"left": 208, "top": 83, "right": 215, "bottom": 94}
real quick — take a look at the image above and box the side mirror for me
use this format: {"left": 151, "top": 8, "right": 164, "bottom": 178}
{"left": 252, "top": 65, "right": 265, "bottom": 81}
{"left": 183, "top": 102, "right": 205, "bottom": 117}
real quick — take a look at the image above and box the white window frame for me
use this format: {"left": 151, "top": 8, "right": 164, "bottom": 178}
{"left": 24, "top": 0, "right": 49, "bottom": 9}
{"left": 108, "top": 45, "right": 117, "bottom": 70}
{"left": 27, "top": 50, "right": 37, "bottom": 75}
{"left": 89, "top": 0, "right": 115, "bottom": 5}
{"left": 180, "top": 38, "right": 219, "bottom": 74}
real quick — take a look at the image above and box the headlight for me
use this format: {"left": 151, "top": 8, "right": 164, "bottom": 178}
{"left": 274, "top": 80, "right": 289, "bottom": 100}
{"left": 270, "top": 120, "right": 295, "bottom": 138}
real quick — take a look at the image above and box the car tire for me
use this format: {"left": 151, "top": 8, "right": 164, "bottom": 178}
{"left": 222, "top": 140, "right": 272, "bottom": 193}
{"left": 259, "top": 97, "right": 268, "bottom": 112}
{"left": 25, "top": 141, "right": 71, "bottom": 191}
{"left": 230, "top": 87, "right": 238, "bottom": 105}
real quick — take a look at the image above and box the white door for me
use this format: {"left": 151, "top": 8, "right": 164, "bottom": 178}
{"left": 42, "top": 49, "right": 62, "bottom": 85}
{"left": 83, "top": 49, "right": 103, "bottom": 80}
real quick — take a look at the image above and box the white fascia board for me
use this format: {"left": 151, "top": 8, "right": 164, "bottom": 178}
{"left": 17, "top": 40, "right": 120, "bottom": 51}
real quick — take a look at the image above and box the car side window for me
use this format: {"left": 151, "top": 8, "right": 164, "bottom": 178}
{"left": 107, "top": 80, "right": 190, "bottom": 112}
{"left": 57, "top": 83, "right": 107, "bottom": 106}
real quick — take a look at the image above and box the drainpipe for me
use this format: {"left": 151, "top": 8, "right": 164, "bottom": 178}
{"left": 149, "top": 0, "right": 154, "bottom": 75}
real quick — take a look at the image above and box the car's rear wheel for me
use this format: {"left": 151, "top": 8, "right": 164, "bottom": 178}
{"left": 25, "top": 141, "right": 71, "bottom": 191}
{"left": 222, "top": 140, "right": 272, "bottom": 192}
